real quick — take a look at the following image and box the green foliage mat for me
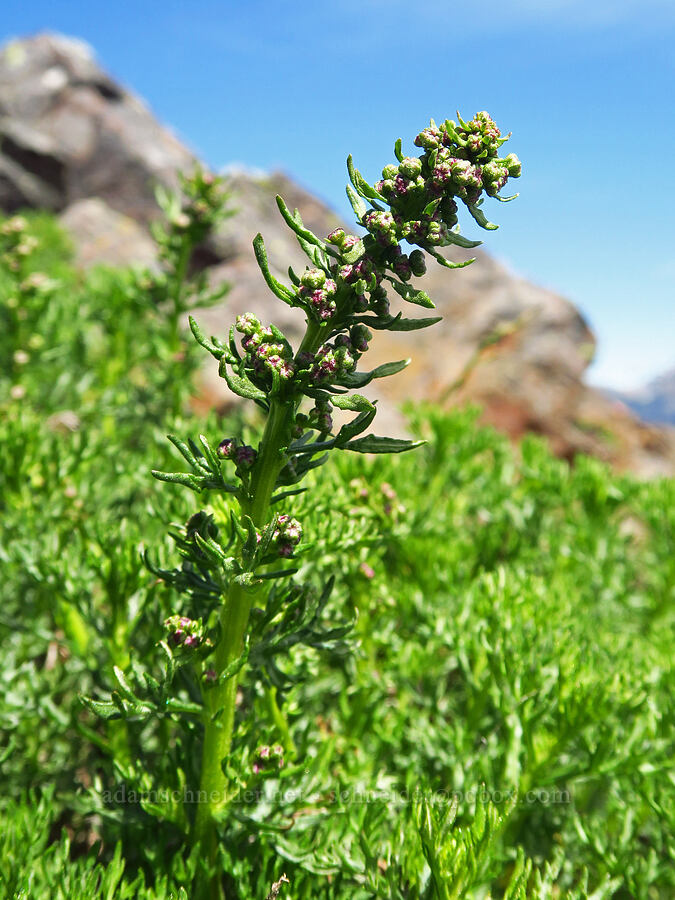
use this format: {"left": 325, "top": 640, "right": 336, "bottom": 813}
{"left": 1, "top": 214, "right": 673, "bottom": 898}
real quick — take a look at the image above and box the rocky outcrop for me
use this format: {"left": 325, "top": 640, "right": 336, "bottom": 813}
{"left": 1, "top": 33, "right": 673, "bottom": 477}
{"left": 0, "top": 33, "right": 193, "bottom": 221}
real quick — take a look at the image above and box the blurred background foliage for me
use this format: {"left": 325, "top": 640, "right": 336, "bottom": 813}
{"left": 0, "top": 210, "right": 673, "bottom": 898}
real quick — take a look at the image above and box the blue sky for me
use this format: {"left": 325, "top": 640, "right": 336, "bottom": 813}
{"left": 3, "top": 0, "right": 674, "bottom": 390}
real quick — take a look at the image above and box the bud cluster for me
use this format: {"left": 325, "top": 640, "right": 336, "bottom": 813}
{"left": 235, "top": 313, "right": 295, "bottom": 386}
{"left": 361, "top": 111, "right": 522, "bottom": 253}
{"left": 164, "top": 614, "right": 204, "bottom": 650}
{"left": 273, "top": 515, "right": 303, "bottom": 558}
{"left": 252, "top": 744, "right": 284, "bottom": 774}
{"left": 297, "top": 267, "right": 338, "bottom": 321}
{"left": 1, "top": 216, "right": 40, "bottom": 274}
{"left": 216, "top": 436, "right": 257, "bottom": 470}
{"left": 293, "top": 397, "right": 334, "bottom": 436}
{"left": 165, "top": 169, "right": 229, "bottom": 247}
{"left": 292, "top": 322, "right": 373, "bottom": 387}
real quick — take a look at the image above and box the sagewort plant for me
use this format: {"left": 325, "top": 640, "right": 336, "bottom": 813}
{"left": 93, "top": 112, "right": 520, "bottom": 896}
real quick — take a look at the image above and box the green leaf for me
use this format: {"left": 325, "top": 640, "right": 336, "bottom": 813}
{"left": 352, "top": 313, "right": 442, "bottom": 332}
{"left": 344, "top": 435, "right": 425, "bottom": 454}
{"left": 80, "top": 696, "right": 120, "bottom": 719}
{"left": 252, "top": 233, "right": 298, "bottom": 305}
{"left": 189, "top": 316, "right": 226, "bottom": 360}
{"left": 270, "top": 486, "right": 308, "bottom": 504}
{"left": 275, "top": 195, "right": 328, "bottom": 252}
{"left": 347, "top": 154, "right": 386, "bottom": 202}
{"left": 466, "top": 202, "right": 499, "bottom": 230}
{"left": 341, "top": 239, "right": 366, "bottom": 264}
{"left": 394, "top": 138, "right": 404, "bottom": 162}
{"left": 330, "top": 393, "right": 375, "bottom": 413}
{"left": 167, "top": 434, "right": 204, "bottom": 470}
{"left": 336, "top": 407, "right": 377, "bottom": 444}
{"left": 426, "top": 247, "right": 476, "bottom": 270}
{"left": 151, "top": 470, "right": 202, "bottom": 492}
{"left": 389, "top": 279, "right": 435, "bottom": 308}
{"left": 346, "top": 184, "right": 367, "bottom": 220}
{"left": 218, "top": 359, "right": 267, "bottom": 401}
{"left": 494, "top": 191, "right": 519, "bottom": 203}
{"left": 198, "top": 434, "right": 221, "bottom": 472}
{"left": 442, "top": 229, "right": 482, "bottom": 249}
{"left": 340, "top": 358, "right": 410, "bottom": 388}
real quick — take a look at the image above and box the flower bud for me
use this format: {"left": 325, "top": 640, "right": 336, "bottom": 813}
{"left": 409, "top": 249, "right": 426, "bottom": 277}
{"left": 414, "top": 126, "right": 442, "bottom": 150}
{"left": 301, "top": 267, "right": 326, "bottom": 290}
{"left": 217, "top": 438, "right": 237, "bottom": 459}
{"left": 399, "top": 157, "right": 422, "bottom": 179}
{"left": 164, "top": 614, "right": 203, "bottom": 649}
{"left": 235, "top": 445, "right": 257, "bottom": 468}
{"left": 381, "top": 164, "right": 398, "bottom": 180}
{"left": 236, "top": 313, "right": 261, "bottom": 336}
{"left": 393, "top": 255, "right": 412, "bottom": 281}
{"left": 504, "top": 153, "right": 522, "bottom": 177}
{"left": 327, "top": 227, "right": 346, "bottom": 247}
{"left": 349, "top": 324, "right": 372, "bottom": 352}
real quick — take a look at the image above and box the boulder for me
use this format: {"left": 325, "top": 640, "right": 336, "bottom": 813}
{"left": 0, "top": 33, "right": 194, "bottom": 220}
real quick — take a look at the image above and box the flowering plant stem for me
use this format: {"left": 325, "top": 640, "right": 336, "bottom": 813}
{"left": 142, "top": 111, "right": 520, "bottom": 899}
{"left": 193, "top": 328, "right": 324, "bottom": 862}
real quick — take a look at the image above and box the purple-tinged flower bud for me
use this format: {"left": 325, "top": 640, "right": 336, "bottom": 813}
{"left": 235, "top": 445, "right": 257, "bottom": 468}
{"left": 392, "top": 175, "right": 408, "bottom": 196}
{"left": 369, "top": 287, "right": 390, "bottom": 317}
{"left": 334, "top": 346, "right": 356, "bottom": 373}
{"left": 504, "top": 153, "right": 522, "bottom": 178}
{"left": 301, "top": 267, "right": 326, "bottom": 290}
{"left": 425, "top": 220, "right": 449, "bottom": 246}
{"left": 217, "top": 438, "right": 236, "bottom": 459}
{"left": 409, "top": 249, "right": 426, "bottom": 277}
{"left": 165, "top": 614, "right": 203, "bottom": 649}
{"left": 349, "top": 324, "right": 372, "bottom": 352}
{"left": 327, "top": 227, "right": 346, "bottom": 247}
{"left": 203, "top": 668, "right": 218, "bottom": 684}
{"left": 376, "top": 178, "right": 395, "bottom": 198}
{"left": 293, "top": 413, "right": 309, "bottom": 438}
{"left": 393, "top": 254, "right": 412, "bottom": 281}
{"left": 236, "top": 313, "right": 261, "bottom": 336}
{"left": 415, "top": 126, "right": 442, "bottom": 150}
{"left": 242, "top": 332, "right": 264, "bottom": 352}
{"left": 359, "top": 562, "right": 375, "bottom": 579}
{"left": 354, "top": 293, "right": 368, "bottom": 312}
{"left": 399, "top": 156, "right": 422, "bottom": 179}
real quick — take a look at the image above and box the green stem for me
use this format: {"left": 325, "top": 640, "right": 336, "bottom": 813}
{"left": 192, "top": 316, "right": 329, "bottom": 897}
{"left": 265, "top": 685, "right": 296, "bottom": 756}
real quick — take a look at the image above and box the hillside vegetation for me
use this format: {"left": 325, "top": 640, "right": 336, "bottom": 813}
{"left": 1, "top": 213, "right": 673, "bottom": 899}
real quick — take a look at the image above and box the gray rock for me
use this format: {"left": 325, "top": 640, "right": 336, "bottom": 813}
{"left": 0, "top": 32, "right": 194, "bottom": 219}
{"left": 60, "top": 198, "right": 158, "bottom": 269}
